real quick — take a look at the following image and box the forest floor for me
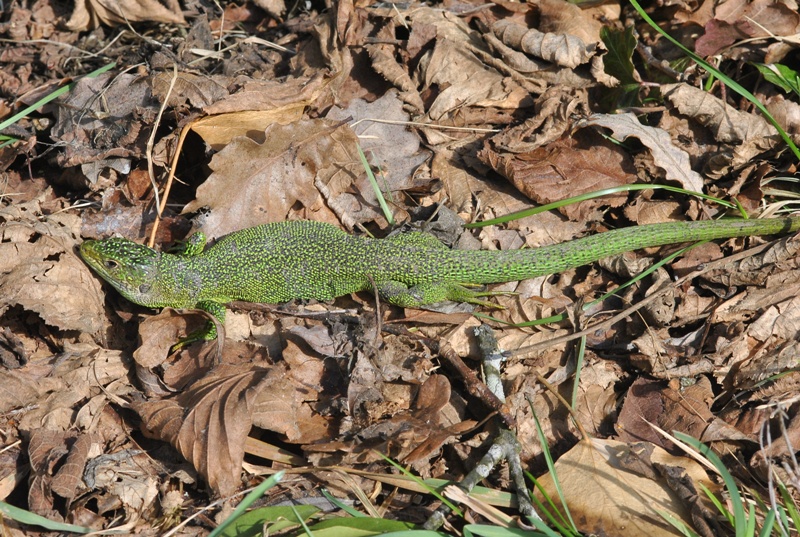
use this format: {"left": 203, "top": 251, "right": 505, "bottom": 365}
{"left": 1, "top": 0, "right": 799, "bottom": 535}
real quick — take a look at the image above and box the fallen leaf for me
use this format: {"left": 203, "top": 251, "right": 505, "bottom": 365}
{"left": 132, "top": 363, "right": 272, "bottom": 496}
{"left": 535, "top": 437, "right": 707, "bottom": 536}
{"left": 492, "top": 20, "right": 596, "bottom": 69}
{"left": 66, "top": 0, "right": 185, "bottom": 31}
{"left": 579, "top": 112, "right": 705, "bottom": 192}
{"left": 663, "top": 83, "right": 776, "bottom": 143}
{"left": 0, "top": 211, "right": 105, "bottom": 334}
{"left": 150, "top": 71, "right": 228, "bottom": 109}
{"left": 480, "top": 127, "right": 636, "bottom": 222}
{"left": 327, "top": 89, "right": 431, "bottom": 204}
{"left": 183, "top": 119, "right": 363, "bottom": 238}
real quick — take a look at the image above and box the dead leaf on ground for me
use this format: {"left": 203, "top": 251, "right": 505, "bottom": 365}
{"left": 132, "top": 362, "right": 272, "bottom": 497}
{"left": 66, "top": 0, "right": 185, "bottom": 31}
{"left": 407, "top": 8, "right": 533, "bottom": 145}
{"left": 49, "top": 73, "right": 155, "bottom": 174}
{"left": 535, "top": 437, "right": 712, "bottom": 537}
{"left": 663, "top": 83, "right": 777, "bottom": 144}
{"left": 0, "top": 207, "right": 105, "bottom": 334}
{"left": 191, "top": 76, "right": 326, "bottom": 149}
{"left": 183, "top": 119, "right": 365, "bottom": 238}
{"left": 617, "top": 378, "right": 753, "bottom": 452}
{"left": 149, "top": 71, "right": 228, "bottom": 109}
{"left": 327, "top": 89, "right": 431, "bottom": 210}
{"left": 492, "top": 20, "right": 596, "bottom": 69}
{"left": 480, "top": 127, "right": 636, "bottom": 222}
{"left": 694, "top": 0, "right": 800, "bottom": 56}
{"left": 578, "top": 113, "right": 705, "bottom": 192}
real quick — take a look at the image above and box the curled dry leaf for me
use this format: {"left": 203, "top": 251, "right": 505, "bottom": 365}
{"left": 191, "top": 74, "right": 327, "bottom": 149}
{"left": 407, "top": 7, "right": 532, "bottom": 143}
{"left": 492, "top": 19, "right": 596, "bottom": 69}
{"left": 480, "top": 128, "right": 635, "bottom": 222}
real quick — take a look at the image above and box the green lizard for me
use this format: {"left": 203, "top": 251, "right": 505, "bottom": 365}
{"left": 80, "top": 217, "right": 800, "bottom": 341}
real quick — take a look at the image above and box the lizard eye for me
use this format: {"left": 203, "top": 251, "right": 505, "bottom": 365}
{"left": 139, "top": 284, "right": 151, "bottom": 294}
{"left": 103, "top": 259, "right": 119, "bottom": 270}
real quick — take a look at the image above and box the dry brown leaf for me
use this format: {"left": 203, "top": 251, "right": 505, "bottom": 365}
{"left": 484, "top": 86, "right": 592, "bottom": 154}
{"left": 480, "top": 128, "right": 636, "bottom": 222}
{"left": 132, "top": 363, "right": 272, "bottom": 496}
{"left": 327, "top": 89, "right": 430, "bottom": 205}
{"left": 88, "top": 451, "right": 160, "bottom": 516}
{"left": 27, "top": 429, "right": 76, "bottom": 517}
{"left": 204, "top": 76, "right": 326, "bottom": 116}
{"left": 192, "top": 109, "right": 307, "bottom": 150}
{"left": 66, "top": 0, "right": 185, "bottom": 31}
{"left": 365, "top": 44, "right": 425, "bottom": 112}
{"left": 150, "top": 72, "right": 228, "bottom": 109}
{"left": 183, "top": 119, "right": 364, "bottom": 238}
{"left": 695, "top": 0, "right": 800, "bottom": 56}
{"left": 132, "top": 308, "right": 217, "bottom": 370}
{"left": 492, "top": 20, "right": 596, "bottom": 69}
{"left": 0, "top": 364, "right": 62, "bottom": 415}
{"left": 535, "top": 437, "right": 705, "bottom": 536}
{"left": 537, "top": 0, "right": 606, "bottom": 45}
{"left": 252, "top": 0, "right": 285, "bottom": 19}
{"left": 50, "top": 434, "right": 96, "bottom": 500}
{"left": 50, "top": 73, "right": 153, "bottom": 171}
{"left": 407, "top": 7, "right": 532, "bottom": 145}
{"left": 618, "top": 378, "right": 753, "bottom": 450}
{"left": 765, "top": 93, "right": 800, "bottom": 135}
{"left": 18, "top": 348, "right": 131, "bottom": 436}
{"left": 251, "top": 351, "right": 335, "bottom": 444}
{"left": 0, "top": 211, "right": 105, "bottom": 334}
{"left": 579, "top": 112, "right": 705, "bottom": 192}
{"left": 663, "top": 84, "right": 777, "bottom": 143}
{"left": 694, "top": 18, "right": 753, "bottom": 57}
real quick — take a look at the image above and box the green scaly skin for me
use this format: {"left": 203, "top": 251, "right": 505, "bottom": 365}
{"left": 79, "top": 218, "right": 800, "bottom": 341}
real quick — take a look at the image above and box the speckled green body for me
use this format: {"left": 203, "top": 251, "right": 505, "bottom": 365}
{"left": 80, "top": 218, "right": 800, "bottom": 337}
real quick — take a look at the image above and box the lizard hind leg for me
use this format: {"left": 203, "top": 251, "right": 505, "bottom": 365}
{"left": 377, "top": 280, "right": 508, "bottom": 309}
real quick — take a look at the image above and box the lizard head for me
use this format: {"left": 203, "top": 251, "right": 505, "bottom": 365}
{"left": 80, "top": 238, "right": 163, "bottom": 307}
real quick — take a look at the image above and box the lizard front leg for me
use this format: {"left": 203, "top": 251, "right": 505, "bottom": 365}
{"left": 171, "top": 300, "right": 227, "bottom": 350}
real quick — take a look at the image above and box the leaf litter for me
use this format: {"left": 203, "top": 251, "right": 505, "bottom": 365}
{"left": 1, "top": 0, "right": 800, "bottom": 534}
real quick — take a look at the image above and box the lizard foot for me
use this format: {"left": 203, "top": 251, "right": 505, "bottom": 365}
{"left": 377, "top": 280, "right": 510, "bottom": 309}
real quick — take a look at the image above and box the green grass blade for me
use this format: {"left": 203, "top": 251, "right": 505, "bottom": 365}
{"left": 321, "top": 488, "right": 366, "bottom": 517}
{"left": 0, "top": 62, "right": 117, "bottom": 132}
{"left": 530, "top": 409, "right": 577, "bottom": 532}
{"left": 356, "top": 143, "right": 395, "bottom": 226}
{"left": 464, "top": 524, "right": 550, "bottom": 536}
{"left": 377, "top": 452, "right": 462, "bottom": 516}
{"left": 758, "top": 507, "right": 776, "bottom": 537}
{"left": 675, "top": 433, "right": 746, "bottom": 535}
{"left": 570, "top": 337, "right": 585, "bottom": 410}
{"left": 0, "top": 501, "right": 92, "bottom": 533}
{"left": 656, "top": 509, "right": 701, "bottom": 537}
{"left": 208, "top": 470, "right": 286, "bottom": 537}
